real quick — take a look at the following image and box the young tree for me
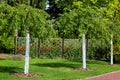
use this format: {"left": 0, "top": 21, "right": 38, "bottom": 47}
{"left": 82, "top": 33, "right": 86, "bottom": 69}
{"left": 0, "top": 4, "right": 53, "bottom": 74}
{"left": 110, "top": 34, "right": 113, "bottom": 65}
{"left": 14, "top": 4, "right": 51, "bottom": 74}
{"left": 54, "top": 4, "right": 120, "bottom": 67}
{"left": 24, "top": 32, "right": 30, "bottom": 74}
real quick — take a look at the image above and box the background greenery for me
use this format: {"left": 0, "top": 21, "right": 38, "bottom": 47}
{"left": 1, "top": 0, "right": 120, "bottom": 62}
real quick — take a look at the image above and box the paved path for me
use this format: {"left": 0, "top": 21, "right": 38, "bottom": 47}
{"left": 85, "top": 71, "right": 120, "bottom": 80}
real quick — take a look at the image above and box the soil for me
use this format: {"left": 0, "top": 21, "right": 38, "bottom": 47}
{"left": 75, "top": 68, "right": 94, "bottom": 71}
{"left": 0, "top": 54, "right": 11, "bottom": 59}
{"left": 11, "top": 73, "right": 43, "bottom": 78}
{"left": 106, "top": 64, "right": 117, "bottom": 66}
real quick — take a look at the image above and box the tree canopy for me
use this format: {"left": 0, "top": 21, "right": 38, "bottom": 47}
{"left": 0, "top": 3, "right": 55, "bottom": 52}
{"left": 0, "top": 0, "right": 120, "bottom": 54}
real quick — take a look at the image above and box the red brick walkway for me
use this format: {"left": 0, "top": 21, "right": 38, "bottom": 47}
{"left": 85, "top": 71, "right": 120, "bottom": 80}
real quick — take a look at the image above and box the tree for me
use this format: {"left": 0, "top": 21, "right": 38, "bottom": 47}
{"left": 0, "top": 4, "right": 55, "bottom": 74}
{"left": 110, "top": 34, "right": 113, "bottom": 65}
{"left": 82, "top": 33, "right": 86, "bottom": 69}
{"left": 54, "top": 2, "right": 120, "bottom": 66}
{"left": 108, "top": 0, "right": 120, "bottom": 64}
{"left": 13, "top": 4, "right": 51, "bottom": 74}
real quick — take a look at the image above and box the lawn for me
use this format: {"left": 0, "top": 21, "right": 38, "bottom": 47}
{"left": 0, "top": 58, "right": 120, "bottom": 80}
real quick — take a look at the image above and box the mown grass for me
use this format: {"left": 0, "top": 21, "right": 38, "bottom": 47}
{"left": 0, "top": 58, "right": 120, "bottom": 80}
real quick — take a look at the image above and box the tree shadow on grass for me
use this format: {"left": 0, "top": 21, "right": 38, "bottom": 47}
{"left": 33, "top": 62, "right": 81, "bottom": 69}
{"left": 0, "top": 66, "right": 23, "bottom": 73}
{"left": 71, "top": 60, "right": 108, "bottom": 65}
{"left": 86, "top": 60, "right": 108, "bottom": 65}
{"left": 0, "top": 58, "right": 6, "bottom": 60}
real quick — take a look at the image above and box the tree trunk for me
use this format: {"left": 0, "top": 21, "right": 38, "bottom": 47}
{"left": 82, "top": 33, "right": 86, "bottom": 69}
{"left": 7, "top": 0, "right": 10, "bottom": 4}
{"left": 30, "top": 0, "right": 33, "bottom": 6}
{"left": 62, "top": 38, "right": 64, "bottom": 58}
{"left": 24, "top": 32, "right": 30, "bottom": 75}
{"left": 86, "top": 39, "right": 89, "bottom": 59}
{"left": 16, "top": 0, "right": 19, "bottom": 4}
{"left": 38, "top": 38, "right": 40, "bottom": 58}
{"left": 14, "top": 29, "right": 18, "bottom": 55}
{"left": 36, "top": 0, "right": 40, "bottom": 8}
{"left": 20, "top": 0, "right": 23, "bottom": 4}
{"left": 14, "top": 36, "right": 17, "bottom": 55}
{"left": 110, "top": 34, "right": 113, "bottom": 65}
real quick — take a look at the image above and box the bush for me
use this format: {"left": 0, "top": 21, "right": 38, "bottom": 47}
{"left": 114, "top": 54, "right": 120, "bottom": 63}
{"left": 113, "top": 43, "right": 120, "bottom": 63}
{"left": 92, "top": 46, "right": 109, "bottom": 60}
{"left": 88, "top": 39, "right": 109, "bottom": 60}
{"left": 0, "top": 37, "right": 14, "bottom": 53}
{"left": 64, "top": 49, "right": 82, "bottom": 61}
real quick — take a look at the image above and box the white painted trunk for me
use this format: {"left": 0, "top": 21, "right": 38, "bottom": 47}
{"left": 82, "top": 33, "right": 86, "bottom": 69}
{"left": 110, "top": 34, "right": 113, "bottom": 65}
{"left": 24, "top": 33, "right": 30, "bottom": 75}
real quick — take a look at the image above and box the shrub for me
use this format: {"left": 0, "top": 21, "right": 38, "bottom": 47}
{"left": 0, "top": 37, "right": 14, "bottom": 53}
{"left": 113, "top": 43, "right": 120, "bottom": 63}
{"left": 88, "top": 39, "right": 109, "bottom": 60}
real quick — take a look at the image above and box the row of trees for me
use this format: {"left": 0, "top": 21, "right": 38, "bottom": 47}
{"left": 0, "top": 1, "right": 120, "bottom": 57}
{"left": 1, "top": 0, "right": 120, "bottom": 62}
{"left": 1, "top": 0, "right": 120, "bottom": 74}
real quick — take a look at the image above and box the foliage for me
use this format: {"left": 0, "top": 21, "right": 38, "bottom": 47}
{"left": 53, "top": 0, "right": 120, "bottom": 61}
{"left": 0, "top": 4, "right": 55, "bottom": 53}
{"left": 40, "top": 38, "right": 62, "bottom": 58}
{"left": 0, "top": 2, "right": 54, "bottom": 38}
{"left": 55, "top": 6, "right": 114, "bottom": 40}
{"left": 46, "top": 0, "right": 115, "bottom": 19}
{"left": 0, "top": 37, "right": 14, "bottom": 53}
{"left": 20, "top": 38, "right": 82, "bottom": 60}
{"left": 1, "top": 0, "right": 120, "bottom": 62}
{"left": 88, "top": 39, "right": 110, "bottom": 60}
{"left": 0, "top": 4, "right": 16, "bottom": 37}
{"left": 40, "top": 38, "right": 82, "bottom": 61}
{"left": 0, "top": 0, "right": 47, "bottom": 10}
{"left": 0, "top": 4, "right": 15, "bottom": 52}
{"left": 108, "top": 0, "right": 120, "bottom": 57}
{"left": 12, "top": 4, "right": 50, "bottom": 38}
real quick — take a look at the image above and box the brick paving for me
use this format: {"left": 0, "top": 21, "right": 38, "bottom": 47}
{"left": 85, "top": 71, "right": 120, "bottom": 80}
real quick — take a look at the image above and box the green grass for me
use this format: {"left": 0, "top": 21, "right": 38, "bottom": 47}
{"left": 0, "top": 58, "right": 120, "bottom": 80}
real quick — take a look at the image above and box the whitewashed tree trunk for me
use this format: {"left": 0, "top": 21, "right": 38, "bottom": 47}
{"left": 110, "top": 34, "right": 113, "bottom": 65}
{"left": 24, "top": 33, "right": 30, "bottom": 75}
{"left": 82, "top": 33, "right": 86, "bottom": 69}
